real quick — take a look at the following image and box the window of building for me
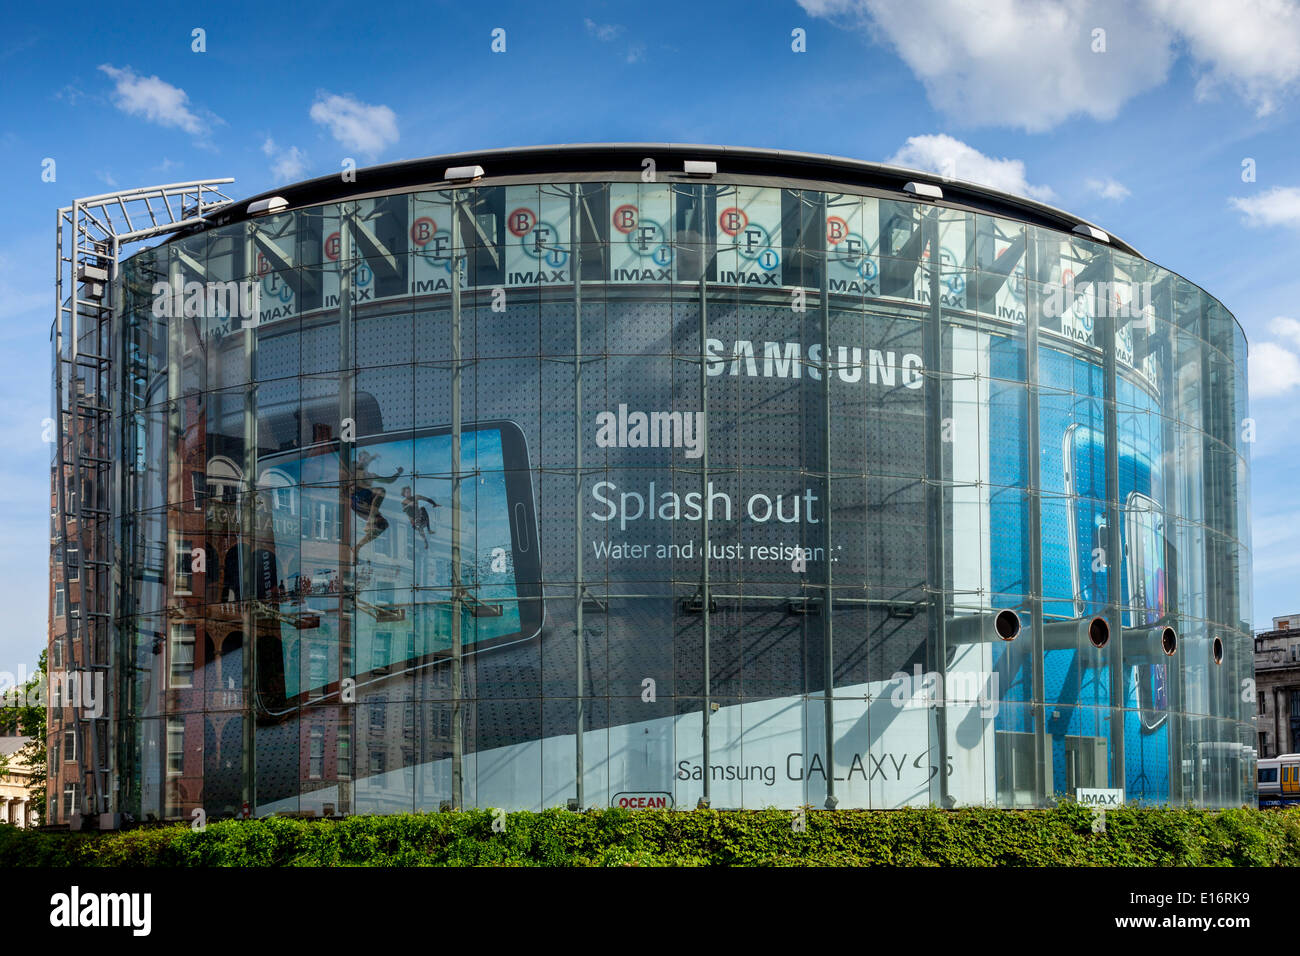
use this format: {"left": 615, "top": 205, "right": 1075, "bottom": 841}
{"left": 372, "top": 632, "right": 392, "bottom": 673}
{"left": 338, "top": 735, "right": 351, "bottom": 779}
{"left": 173, "top": 539, "right": 193, "bottom": 595}
{"left": 369, "top": 701, "right": 386, "bottom": 732}
{"left": 273, "top": 485, "right": 295, "bottom": 515}
{"left": 63, "top": 783, "right": 78, "bottom": 817}
{"left": 167, "top": 717, "right": 184, "bottom": 775}
{"left": 309, "top": 726, "right": 324, "bottom": 779}
{"left": 1260, "top": 733, "right": 1270, "bottom": 759}
{"left": 307, "top": 643, "right": 329, "bottom": 700}
{"left": 314, "top": 502, "right": 340, "bottom": 541}
{"left": 1260, "top": 695, "right": 1267, "bottom": 716}
{"left": 369, "top": 751, "right": 386, "bottom": 776}
{"left": 54, "top": 582, "right": 65, "bottom": 618}
{"left": 169, "top": 622, "right": 196, "bottom": 688}
{"left": 66, "top": 545, "right": 79, "bottom": 581}
{"left": 63, "top": 726, "right": 75, "bottom": 762}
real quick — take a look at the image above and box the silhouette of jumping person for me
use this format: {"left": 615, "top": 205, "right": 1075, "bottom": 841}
{"left": 347, "top": 449, "right": 403, "bottom": 560}
{"left": 400, "top": 486, "right": 440, "bottom": 548}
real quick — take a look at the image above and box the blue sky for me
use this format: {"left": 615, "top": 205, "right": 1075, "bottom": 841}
{"left": 2, "top": 0, "right": 1300, "bottom": 675}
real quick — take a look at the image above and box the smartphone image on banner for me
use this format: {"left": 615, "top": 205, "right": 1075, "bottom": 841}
{"left": 1063, "top": 423, "right": 1168, "bottom": 733}
{"left": 1062, "top": 423, "right": 1160, "bottom": 618}
{"left": 1126, "top": 491, "right": 1169, "bottom": 730}
{"left": 253, "top": 420, "right": 542, "bottom": 717}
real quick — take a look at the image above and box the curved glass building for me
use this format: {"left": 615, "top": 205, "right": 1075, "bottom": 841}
{"left": 48, "top": 144, "right": 1254, "bottom": 823}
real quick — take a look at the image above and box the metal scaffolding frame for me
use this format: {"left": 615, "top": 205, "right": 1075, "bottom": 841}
{"left": 52, "top": 179, "right": 234, "bottom": 827}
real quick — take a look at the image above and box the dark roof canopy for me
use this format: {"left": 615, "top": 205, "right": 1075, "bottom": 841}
{"left": 196, "top": 142, "right": 1142, "bottom": 258}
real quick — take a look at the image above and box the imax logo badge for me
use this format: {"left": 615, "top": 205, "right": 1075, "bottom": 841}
{"left": 1076, "top": 787, "right": 1124, "bottom": 807}
{"left": 49, "top": 886, "right": 151, "bottom": 936}
{"left": 595, "top": 405, "right": 703, "bottom": 459}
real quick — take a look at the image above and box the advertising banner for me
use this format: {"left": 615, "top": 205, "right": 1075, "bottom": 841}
{"left": 825, "top": 194, "right": 881, "bottom": 297}
{"left": 608, "top": 183, "right": 675, "bottom": 283}
{"left": 715, "top": 185, "right": 783, "bottom": 288}
{"left": 502, "top": 184, "right": 572, "bottom": 288}
{"left": 917, "top": 211, "right": 970, "bottom": 312}
{"left": 410, "top": 191, "right": 459, "bottom": 296}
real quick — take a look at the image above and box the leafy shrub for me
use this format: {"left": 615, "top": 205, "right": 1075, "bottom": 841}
{"left": 3, "top": 804, "right": 1297, "bottom": 867}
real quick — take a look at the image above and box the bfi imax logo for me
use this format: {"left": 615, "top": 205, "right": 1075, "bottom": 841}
{"left": 151, "top": 277, "right": 262, "bottom": 320}
{"left": 50, "top": 886, "right": 151, "bottom": 936}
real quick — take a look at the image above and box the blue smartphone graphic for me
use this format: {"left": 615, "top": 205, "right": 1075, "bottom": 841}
{"left": 1063, "top": 423, "right": 1169, "bottom": 802}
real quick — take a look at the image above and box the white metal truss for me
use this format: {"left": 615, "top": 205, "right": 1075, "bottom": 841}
{"left": 52, "top": 179, "right": 233, "bottom": 825}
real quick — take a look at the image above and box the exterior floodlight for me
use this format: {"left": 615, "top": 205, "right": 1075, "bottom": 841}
{"left": 247, "top": 196, "right": 288, "bottom": 217}
{"left": 684, "top": 160, "right": 717, "bottom": 177}
{"left": 445, "top": 165, "right": 485, "bottom": 183}
{"left": 904, "top": 181, "right": 944, "bottom": 199}
{"left": 1073, "top": 223, "right": 1110, "bottom": 243}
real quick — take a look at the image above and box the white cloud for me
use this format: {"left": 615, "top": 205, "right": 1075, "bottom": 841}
{"left": 799, "top": 0, "right": 1174, "bottom": 132}
{"left": 1249, "top": 339, "right": 1300, "bottom": 398}
{"left": 886, "top": 134, "right": 1055, "bottom": 201}
{"left": 262, "top": 137, "right": 308, "bottom": 182}
{"left": 309, "top": 92, "right": 399, "bottom": 158}
{"left": 1230, "top": 185, "right": 1300, "bottom": 229}
{"left": 54, "top": 84, "right": 83, "bottom": 106}
{"left": 1270, "top": 315, "right": 1300, "bottom": 345}
{"left": 1086, "top": 177, "right": 1131, "bottom": 200}
{"left": 1148, "top": 0, "right": 1300, "bottom": 116}
{"left": 98, "top": 64, "right": 211, "bottom": 135}
{"left": 584, "top": 18, "right": 624, "bottom": 41}
{"left": 800, "top": 0, "right": 1300, "bottom": 129}
{"left": 627, "top": 43, "right": 646, "bottom": 64}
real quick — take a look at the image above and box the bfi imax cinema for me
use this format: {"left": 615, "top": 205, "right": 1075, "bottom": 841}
{"left": 48, "top": 144, "right": 1254, "bottom": 825}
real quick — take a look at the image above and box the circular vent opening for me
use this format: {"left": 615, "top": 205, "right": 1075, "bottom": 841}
{"left": 1088, "top": 616, "right": 1110, "bottom": 648}
{"left": 995, "top": 609, "right": 1021, "bottom": 641}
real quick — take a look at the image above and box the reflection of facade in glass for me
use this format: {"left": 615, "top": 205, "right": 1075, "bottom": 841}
{"left": 48, "top": 145, "right": 1255, "bottom": 823}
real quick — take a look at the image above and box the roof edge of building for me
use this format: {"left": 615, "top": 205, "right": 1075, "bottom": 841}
{"left": 196, "top": 142, "right": 1143, "bottom": 258}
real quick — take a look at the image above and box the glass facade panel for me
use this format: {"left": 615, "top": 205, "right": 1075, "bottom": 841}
{"left": 55, "top": 166, "right": 1253, "bottom": 822}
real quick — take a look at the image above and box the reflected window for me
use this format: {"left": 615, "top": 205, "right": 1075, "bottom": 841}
{"left": 167, "top": 718, "right": 184, "bottom": 775}
{"left": 173, "top": 539, "right": 194, "bottom": 595}
{"left": 169, "top": 623, "right": 195, "bottom": 688}
{"left": 307, "top": 644, "right": 328, "bottom": 700}
{"left": 309, "top": 726, "right": 324, "bottom": 779}
{"left": 338, "top": 735, "right": 351, "bottom": 779}
{"left": 372, "top": 632, "right": 392, "bottom": 673}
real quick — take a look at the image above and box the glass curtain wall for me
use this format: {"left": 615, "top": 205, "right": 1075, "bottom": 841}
{"left": 100, "top": 179, "right": 1253, "bottom": 821}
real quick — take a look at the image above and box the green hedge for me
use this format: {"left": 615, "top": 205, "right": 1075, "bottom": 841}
{"left": 3, "top": 804, "right": 1298, "bottom": 867}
